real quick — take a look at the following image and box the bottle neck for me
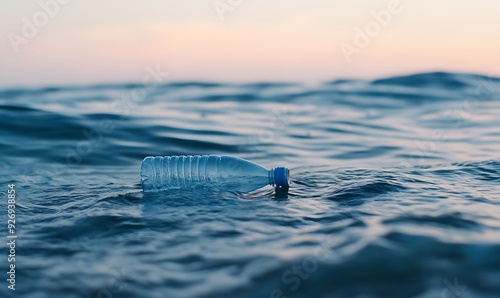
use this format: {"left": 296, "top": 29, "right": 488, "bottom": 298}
{"left": 268, "top": 169, "right": 275, "bottom": 186}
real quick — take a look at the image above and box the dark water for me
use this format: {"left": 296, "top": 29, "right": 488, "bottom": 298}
{"left": 0, "top": 72, "right": 499, "bottom": 298}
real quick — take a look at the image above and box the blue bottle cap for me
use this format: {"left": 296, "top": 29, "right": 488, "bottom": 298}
{"left": 274, "top": 167, "right": 290, "bottom": 188}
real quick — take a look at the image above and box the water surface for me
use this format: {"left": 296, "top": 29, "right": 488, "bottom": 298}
{"left": 0, "top": 72, "right": 499, "bottom": 297}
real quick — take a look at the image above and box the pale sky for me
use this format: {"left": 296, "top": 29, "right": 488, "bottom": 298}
{"left": 1, "top": 0, "right": 499, "bottom": 87}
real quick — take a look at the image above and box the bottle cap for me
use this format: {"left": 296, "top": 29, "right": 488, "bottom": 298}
{"left": 274, "top": 167, "right": 290, "bottom": 188}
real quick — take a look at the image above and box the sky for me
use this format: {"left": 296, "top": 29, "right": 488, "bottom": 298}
{"left": 1, "top": 0, "right": 499, "bottom": 88}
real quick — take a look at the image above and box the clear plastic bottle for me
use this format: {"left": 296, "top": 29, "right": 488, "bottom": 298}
{"left": 141, "top": 155, "right": 290, "bottom": 192}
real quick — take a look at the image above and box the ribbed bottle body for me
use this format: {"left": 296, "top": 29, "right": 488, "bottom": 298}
{"left": 141, "top": 155, "right": 271, "bottom": 192}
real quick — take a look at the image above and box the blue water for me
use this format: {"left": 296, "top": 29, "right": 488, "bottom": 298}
{"left": 0, "top": 72, "right": 499, "bottom": 298}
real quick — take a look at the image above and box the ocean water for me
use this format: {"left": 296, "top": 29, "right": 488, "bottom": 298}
{"left": 0, "top": 72, "right": 499, "bottom": 298}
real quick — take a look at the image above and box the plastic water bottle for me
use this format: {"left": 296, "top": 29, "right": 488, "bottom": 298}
{"left": 141, "top": 155, "right": 290, "bottom": 192}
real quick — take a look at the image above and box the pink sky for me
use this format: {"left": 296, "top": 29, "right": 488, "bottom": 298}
{"left": 1, "top": 0, "right": 499, "bottom": 87}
